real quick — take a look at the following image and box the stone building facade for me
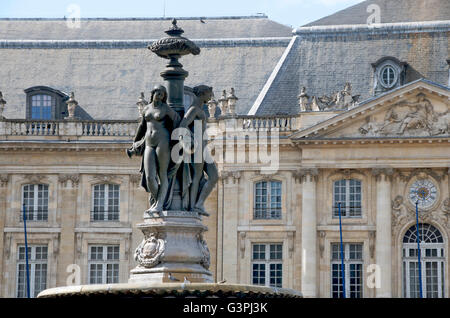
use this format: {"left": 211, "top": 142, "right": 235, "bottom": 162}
{"left": 0, "top": 0, "right": 449, "bottom": 298}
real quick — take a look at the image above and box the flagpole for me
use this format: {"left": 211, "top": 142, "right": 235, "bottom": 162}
{"left": 338, "top": 202, "right": 346, "bottom": 298}
{"left": 22, "top": 203, "right": 31, "bottom": 298}
{"left": 415, "top": 201, "right": 423, "bottom": 298}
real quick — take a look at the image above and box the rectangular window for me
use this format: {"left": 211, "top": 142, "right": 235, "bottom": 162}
{"left": 88, "top": 245, "right": 120, "bottom": 284}
{"left": 31, "top": 94, "right": 52, "bottom": 120}
{"left": 331, "top": 243, "right": 363, "bottom": 298}
{"left": 251, "top": 243, "right": 282, "bottom": 288}
{"left": 254, "top": 181, "right": 282, "bottom": 219}
{"left": 403, "top": 244, "right": 445, "bottom": 298}
{"left": 16, "top": 245, "right": 48, "bottom": 298}
{"left": 22, "top": 184, "right": 49, "bottom": 221}
{"left": 92, "top": 184, "right": 120, "bottom": 221}
{"left": 333, "top": 179, "right": 362, "bottom": 218}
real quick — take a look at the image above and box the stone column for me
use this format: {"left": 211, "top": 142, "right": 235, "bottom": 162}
{"left": 299, "top": 168, "right": 318, "bottom": 297}
{"left": 220, "top": 171, "right": 241, "bottom": 284}
{"left": 372, "top": 168, "right": 394, "bottom": 298}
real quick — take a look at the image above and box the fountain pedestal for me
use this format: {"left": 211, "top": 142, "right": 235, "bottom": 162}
{"left": 129, "top": 211, "right": 212, "bottom": 284}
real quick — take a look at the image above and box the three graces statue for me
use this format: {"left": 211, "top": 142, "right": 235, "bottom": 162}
{"left": 127, "top": 85, "right": 218, "bottom": 216}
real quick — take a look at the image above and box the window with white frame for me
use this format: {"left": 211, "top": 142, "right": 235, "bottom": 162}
{"left": 380, "top": 65, "right": 397, "bottom": 88}
{"left": 251, "top": 243, "right": 282, "bottom": 288}
{"left": 254, "top": 181, "right": 282, "bottom": 219}
{"left": 333, "top": 179, "right": 362, "bottom": 218}
{"left": 402, "top": 223, "right": 445, "bottom": 298}
{"left": 331, "top": 243, "right": 363, "bottom": 298}
{"left": 22, "top": 184, "right": 49, "bottom": 221}
{"left": 16, "top": 245, "right": 48, "bottom": 298}
{"left": 91, "top": 184, "right": 120, "bottom": 221}
{"left": 88, "top": 245, "right": 120, "bottom": 284}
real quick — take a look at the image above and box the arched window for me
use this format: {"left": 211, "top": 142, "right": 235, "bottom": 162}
{"left": 333, "top": 179, "right": 362, "bottom": 218}
{"left": 254, "top": 180, "right": 282, "bottom": 219}
{"left": 22, "top": 184, "right": 49, "bottom": 221}
{"left": 91, "top": 184, "right": 120, "bottom": 221}
{"left": 402, "top": 224, "right": 445, "bottom": 298}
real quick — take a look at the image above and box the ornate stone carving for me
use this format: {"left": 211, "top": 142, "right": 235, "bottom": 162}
{"left": 0, "top": 174, "right": 9, "bottom": 187}
{"left": 298, "top": 87, "right": 311, "bottom": 112}
{"left": 318, "top": 231, "right": 326, "bottom": 258}
{"left": 136, "top": 92, "right": 148, "bottom": 116}
{"left": 0, "top": 91, "right": 6, "bottom": 119}
{"left": 220, "top": 170, "right": 241, "bottom": 184}
{"left": 359, "top": 93, "right": 449, "bottom": 137}
{"left": 441, "top": 198, "right": 450, "bottom": 223}
{"left": 311, "top": 82, "right": 360, "bottom": 111}
{"left": 4, "top": 233, "right": 11, "bottom": 260}
{"left": 288, "top": 232, "right": 295, "bottom": 258}
{"left": 207, "top": 97, "right": 218, "bottom": 118}
{"left": 76, "top": 233, "right": 83, "bottom": 258}
{"left": 52, "top": 233, "right": 60, "bottom": 258}
{"left": 371, "top": 167, "right": 394, "bottom": 181}
{"left": 65, "top": 92, "right": 78, "bottom": 120}
{"left": 239, "top": 232, "right": 246, "bottom": 259}
{"left": 92, "top": 174, "right": 118, "bottom": 184}
{"left": 330, "top": 168, "right": 366, "bottom": 179}
{"left": 124, "top": 233, "right": 132, "bottom": 259}
{"left": 392, "top": 195, "right": 450, "bottom": 234}
{"left": 218, "top": 90, "right": 228, "bottom": 115}
{"left": 24, "top": 174, "right": 46, "bottom": 184}
{"left": 197, "top": 233, "right": 210, "bottom": 270}
{"left": 293, "top": 168, "right": 319, "bottom": 183}
{"left": 406, "top": 169, "right": 444, "bottom": 183}
{"left": 368, "top": 231, "right": 376, "bottom": 259}
{"left": 129, "top": 174, "right": 141, "bottom": 185}
{"left": 134, "top": 232, "right": 166, "bottom": 268}
{"left": 392, "top": 195, "right": 408, "bottom": 228}
{"left": 227, "top": 88, "right": 238, "bottom": 115}
{"left": 58, "top": 174, "right": 80, "bottom": 188}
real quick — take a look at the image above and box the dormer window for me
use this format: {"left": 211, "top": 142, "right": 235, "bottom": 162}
{"left": 372, "top": 57, "right": 407, "bottom": 95}
{"left": 25, "top": 86, "right": 69, "bottom": 120}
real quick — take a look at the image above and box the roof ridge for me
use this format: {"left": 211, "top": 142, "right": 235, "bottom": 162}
{"left": 0, "top": 15, "right": 269, "bottom": 21}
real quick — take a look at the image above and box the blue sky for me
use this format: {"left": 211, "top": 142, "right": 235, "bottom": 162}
{"left": 1, "top": 0, "right": 365, "bottom": 28}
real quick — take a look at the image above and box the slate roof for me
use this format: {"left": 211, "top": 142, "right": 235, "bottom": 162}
{"left": 304, "top": 0, "right": 450, "bottom": 26}
{"left": 254, "top": 21, "right": 450, "bottom": 116}
{"left": 0, "top": 17, "right": 292, "bottom": 119}
{"left": 0, "top": 16, "right": 292, "bottom": 40}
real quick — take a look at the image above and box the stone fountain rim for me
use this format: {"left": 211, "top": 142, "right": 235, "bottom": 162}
{"left": 37, "top": 283, "right": 302, "bottom": 298}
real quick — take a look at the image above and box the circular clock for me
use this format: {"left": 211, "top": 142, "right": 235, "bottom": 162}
{"left": 409, "top": 179, "right": 438, "bottom": 209}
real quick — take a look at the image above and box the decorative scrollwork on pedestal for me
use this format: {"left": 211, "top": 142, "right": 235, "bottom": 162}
{"left": 197, "top": 234, "right": 210, "bottom": 270}
{"left": 134, "top": 233, "right": 165, "bottom": 268}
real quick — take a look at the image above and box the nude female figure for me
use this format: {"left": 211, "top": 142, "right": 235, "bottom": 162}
{"left": 128, "top": 85, "right": 180, "bottom": 212}
{"left": 179, "top": 85, "right": 218, "bottom": 215}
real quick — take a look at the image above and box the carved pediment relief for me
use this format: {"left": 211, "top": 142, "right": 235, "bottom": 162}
{"left": 292, "top": 81, "right": 450, "bottom": 140}
{"left": 357, "top": 93, "right": 449, "bottom": 137}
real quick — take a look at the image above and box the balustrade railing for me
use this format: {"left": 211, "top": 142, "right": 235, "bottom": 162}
{"left": 1, "top": 119, "right": 138, "bottom": 138}
{"left": 0, "top": 114, "right": 298, "bottom": 138}
{"left": 236, "top": 115, "right": 298, "bottom": 131}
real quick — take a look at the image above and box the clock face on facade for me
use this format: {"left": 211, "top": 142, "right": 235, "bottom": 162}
{"left": 409, "top": 179, "right": 438, "bottom": 209}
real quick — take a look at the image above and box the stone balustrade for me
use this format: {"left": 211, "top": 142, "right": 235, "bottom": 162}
{"left": 236, "top": 115, "right": 298, "bottom": 132}
{"left": 0, "top": 119, "right": 139, "bottom": 138}
{"left": 0, "top": 114, "right": 300, "bottom": 140}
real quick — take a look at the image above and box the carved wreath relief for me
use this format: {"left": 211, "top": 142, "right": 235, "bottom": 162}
{"left": 134, "top": 233, "right": 165, "bottom": 268}
{"left": 197, "top": 234, "right": 210, "bottom": 270}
